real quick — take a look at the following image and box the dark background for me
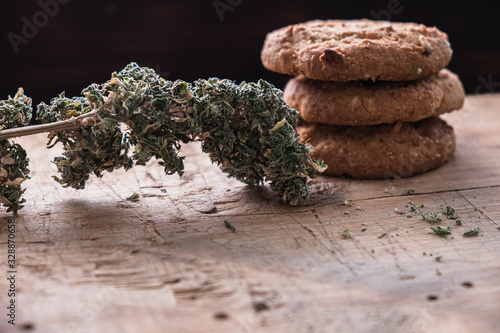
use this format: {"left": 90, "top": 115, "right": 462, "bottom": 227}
{"left": 1, "top": 0, "right": 500, "bottom": 109}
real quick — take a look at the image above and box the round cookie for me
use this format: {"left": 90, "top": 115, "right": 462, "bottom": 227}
{"left": 298, "top": 117, "right": 455, "bottom": 179}
{"left": 285, "top": 69, "right": 464, "bottom": 126}
{"left": 261, "top": 19, "right": 452, "bottom": 81}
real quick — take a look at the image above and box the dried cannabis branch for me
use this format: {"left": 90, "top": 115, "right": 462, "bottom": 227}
{"left": 0, "top": 63, "right": 324, "bottom": 213}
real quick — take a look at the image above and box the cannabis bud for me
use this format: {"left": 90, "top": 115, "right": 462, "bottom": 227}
{"left": 0, "top": 88, "right": 32, "bottom": 213}
{"left": 1, "top": 63, "right": 325, "bottom": 213}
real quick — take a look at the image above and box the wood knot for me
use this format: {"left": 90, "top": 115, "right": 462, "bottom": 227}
{"left": 253, "top": 301, "right": 270, "bottom": 312}
{"left": 213, "top": 311, "right": 229, "bottom": 320}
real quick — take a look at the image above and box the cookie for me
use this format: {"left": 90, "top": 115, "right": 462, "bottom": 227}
{"left": 261, "top": 19, "right": 452, "bottom": 81}
{"left": 285, "top": 69, "right": 464, "bottom": 126}
{"left": 298, "top": 117, "right": 455, "bottom": 178}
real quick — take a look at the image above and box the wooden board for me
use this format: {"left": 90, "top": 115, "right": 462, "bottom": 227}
{"left": 1, "top": 94, "right": 500, "bottom": 333}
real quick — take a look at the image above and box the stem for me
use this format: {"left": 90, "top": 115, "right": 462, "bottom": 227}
{"left": 0, "top": 103, "right": 197, "bottom": 141}
{"left": 0, "top": 111, "right": 98, "bottom": 140}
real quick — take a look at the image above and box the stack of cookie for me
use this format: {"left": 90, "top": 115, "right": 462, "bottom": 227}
{"left": 261, "top": 19, "right": 465, "bottom": 178}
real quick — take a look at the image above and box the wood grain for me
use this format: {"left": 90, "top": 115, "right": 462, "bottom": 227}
{"left": 1, "top": 94, "right": 499, "bottom": 333}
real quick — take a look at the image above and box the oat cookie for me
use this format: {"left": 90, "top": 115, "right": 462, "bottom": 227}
{"left": 285, "top": 69, "right": 464, "bottom": 126}
{"left": 298, "top": 117, "right": 455, "bottom": 178}
{"left": 261, "top": 19, "right": 452, "bottom": 81}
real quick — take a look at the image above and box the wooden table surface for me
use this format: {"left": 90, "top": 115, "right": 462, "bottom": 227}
{"left": 1, "top": 94, "right": 499, "bottom": 333}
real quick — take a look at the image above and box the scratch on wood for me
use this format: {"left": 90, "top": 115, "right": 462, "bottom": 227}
{"left": 299, "top": 223, "right": 316, "bottom": 239}
{"left": 290, "top": 216, "right": 361, "bottom": 276}
{"left": 143, "top": 219, "right": 167, "bottom": 243}
{"left": 457, "top": 191, "right": 500, "bottom": 228}
{"left": 311, "top": 208, "right": 322, "bottom": 224}
{"left": 354, "top": 184, "right": 500, "bottom": 204}
{"left": 350, "top": 237, "right": 378, "bottom": 259}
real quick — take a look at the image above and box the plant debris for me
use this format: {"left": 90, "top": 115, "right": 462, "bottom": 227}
{"left": 430, "top": 225, "right": 452, "bottom": 236}
{"left": 446, "top": 206, "right": 457, "bottom": 219}
{"left": 422, "top": 213, "right": 443, "bottom": 223}
{"left": 341, "top": 229, "right": 352, "bottom": 239}
{"left": 224, "top": 220, "right": 236, "bottom": 232}
{"left": 463, "top": 227, "right": 479, "bottom": 237}
{"left": 409, "top": 202, "right": 424, "bottom": 213}
{"left": 394, "top": 208, "right": 405, "bottom": 215}
{"left": 127, "top": 193, "right": 140, "bottom": 201}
